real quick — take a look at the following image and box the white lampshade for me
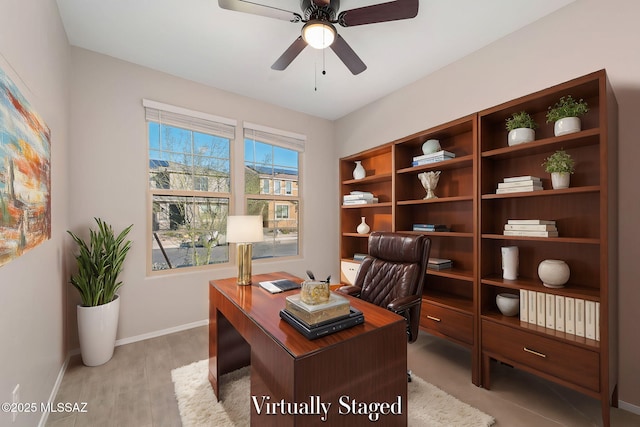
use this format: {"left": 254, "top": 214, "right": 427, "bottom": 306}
{"left": 226, "top": 216, "right": 264, "bottom": 243}
{"left": 302, "top": 20, "right": 336, "bottom": 49}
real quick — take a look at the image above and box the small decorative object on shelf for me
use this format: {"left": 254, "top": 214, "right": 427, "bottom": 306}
{"left": 542, "top": 149, "right": 575, "bottom": 189}
{"left": 505, "top": 111, "right": 537, "bottom": 146}
{"left": 538, "top": 259, "right": 570, "bottom": 288}
{"left": 546, "top": 95, "right": 589, "bottom": 136}
{"left": 496, "top": 175, "right": 543, "bottom": 194}
{"left": 421, "top": 138, "right": 441, "bottom": 154}
{"left": 353, "top": 160, "right": 366, "bottom": 180}
{"left": 356, "top": 217, "right": 370, "bottom": 234}
{"left": 504, "top": 219, "right": 558, "bottom": 237}
{"left": 501, "top": 246, "right": 519, "bottom": 280}
{"left": 496, "top": 293, "right": 520, "bottom": 317}
{"left": 418, "top": 170, "right": 441, "bottom": 199}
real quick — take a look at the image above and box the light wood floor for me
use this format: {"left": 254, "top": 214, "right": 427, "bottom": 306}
{"left": 46, "top": 326, "right": 640, "bottom": 426}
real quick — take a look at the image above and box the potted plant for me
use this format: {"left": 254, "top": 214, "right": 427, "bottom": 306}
{"left": 542, "top": 149, "right": 575, "bottom": 189}
{"left": 68, "top": 218, "right": 133, "bottom": 366}
{"left": 546, "top": 95, "right": 589, "bottom": 136}
{"left": 505, "top": 111, "right": 538, "bottom": 146}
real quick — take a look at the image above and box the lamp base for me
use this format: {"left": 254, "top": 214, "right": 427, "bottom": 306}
{"left": 236, "top": 243, "right": 253, "bottom": 286}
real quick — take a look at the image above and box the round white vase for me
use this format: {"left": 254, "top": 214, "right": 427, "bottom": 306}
{"left": 554, "top": 117, "right": 581, "bottom": 136}
{"left": 422, "top": 139, "right": 441, "bottom": 154}
{"left": 353, "top": 161, "right": 366, "bottom": 180}
{"left": 356, "top": 217, "right": 370, "bottom": 234}
{"left": 77, "top": 295, "right": 120, "bottom": 366}
{"left": 551, "top": 172, "right": 570, "bottom": 189}
{"left": 538, "top": 260, "right": 570, "bottom": 288}
{"left": 508, "top": 128, "right": 535, "bottom": 146}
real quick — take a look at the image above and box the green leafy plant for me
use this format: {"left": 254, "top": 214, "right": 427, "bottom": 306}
{"left": 542, "top": 149, "right": 575, "bottom": 174}
{"left": 68, "top": 218, "right": 133, "bottom": 307}
{"left": 546, "top": 95, "right": 589, "bottom": 123}
{"left": 505, "top": 111, "right": 538, "bottom": 131}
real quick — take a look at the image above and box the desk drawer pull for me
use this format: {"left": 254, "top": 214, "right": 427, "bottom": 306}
{"left": 426, "top": 315, "right": 441, "bottom": 322}
{"left": 523, "top": 347, "right": 547, "bottom": 358}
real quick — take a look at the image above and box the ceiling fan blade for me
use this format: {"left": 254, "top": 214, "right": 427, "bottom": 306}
{"left": 218, "top": 0, "right": 301, "bottom": 22}
{"left": 338, "top": 0, "right": 418, "bottom": 27}
{"left": 271, "top": 37, "right": 308, "bottom": 70}
{"left": 330, "top": 34, "right": 367, "bottom": 75}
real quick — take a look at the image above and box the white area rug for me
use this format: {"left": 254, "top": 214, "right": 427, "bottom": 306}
{"left": 172, "top": 359, "right": 495, "bottom": 427}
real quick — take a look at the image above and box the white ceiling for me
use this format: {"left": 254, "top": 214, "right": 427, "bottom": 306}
{"left": 56, "top": 0, "right": 574, "bottom": 121}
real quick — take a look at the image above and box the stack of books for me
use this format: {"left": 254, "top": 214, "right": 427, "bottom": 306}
{"left": 353, "top": 253, "right": 367, "bottom": 261}
{"left": 412, "top": 224, "right": 450, "bottom": 232}
{"left": 280, "top": 293, "right": 365, "bottom": 339}
{"left": 496, "top": 176, "right": 543, "bottom": 194}
{"left": 343, "top": 191, "right": 378, "bottom": 205}
{"left": 504, "top": 219, "right": 558, "bottom": 237}
{"left": 428, "top": 257, "right": 452, "bottom": 270}
{"left": 412, "top": 150, "right": 455, "bottom": 166}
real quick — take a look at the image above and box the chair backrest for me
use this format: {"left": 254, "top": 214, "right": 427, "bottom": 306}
{"left": 354, "top": 232, "right": 430, "bottom": 320}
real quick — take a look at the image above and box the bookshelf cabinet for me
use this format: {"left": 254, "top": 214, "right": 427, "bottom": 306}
{"left": 337, "top": 70, "right": 617, "bottom": 425}
{"left": 477, "top": 70, "right": 617, "bottom": 426}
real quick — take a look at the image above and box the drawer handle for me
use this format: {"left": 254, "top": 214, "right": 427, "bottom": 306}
{"left": 523, "top": 347, "right": 547, "bottom": 358}
{"left": 426, "top": 315, "right": 441, "bottom": 322}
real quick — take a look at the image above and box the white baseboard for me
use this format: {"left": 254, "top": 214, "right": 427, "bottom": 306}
{"left": 38, "top": 354, "right": 71, "bottom": 427}
{"left": 619, "top": 399, "right": 640, "bottom": 416}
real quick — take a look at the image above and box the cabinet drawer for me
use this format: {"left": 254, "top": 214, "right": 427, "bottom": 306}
{"left": 340, "top": 260, "right": 360, "bottom": 285}
{"left": 482, "top": 320, "right": 599, "bottom": 392}
{"left": 420, "top": 302, "right": 473, "bottom": 346}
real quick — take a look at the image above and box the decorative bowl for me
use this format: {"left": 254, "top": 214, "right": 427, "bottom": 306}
{"left": 496, "top": 293, "right": 520, "bottom": 317}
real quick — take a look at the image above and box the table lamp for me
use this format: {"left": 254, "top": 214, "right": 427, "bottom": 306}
{"left": 226, "top": 215, "right": 264, "bottom": 285}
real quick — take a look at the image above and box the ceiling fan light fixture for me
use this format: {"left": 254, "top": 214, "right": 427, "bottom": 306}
{"left": 302, "top": 20, "right": 336, "bottom": 49}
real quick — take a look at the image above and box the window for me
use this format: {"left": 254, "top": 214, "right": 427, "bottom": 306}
{"left": 244, "top": 122, "right": 304, "bottom": 259}
{"left": 145, "top": 100, "right": 235, "bottom": 272}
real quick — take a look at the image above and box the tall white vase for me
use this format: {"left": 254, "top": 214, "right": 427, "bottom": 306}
{"left": 353, "top": 161, "right": 366, "bottom": 180}
{"left": 356, "top": 217, "right": 370, "bottom": 234}
{"left": 77, "top": 295, "right": 120, "bottom": 366}
{"left": 501, "top": 246, "right": 519, "bottom": 280}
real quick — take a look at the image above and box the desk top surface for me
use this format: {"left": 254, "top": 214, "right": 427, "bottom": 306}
{"left": 210, "top": 271, "right": 405, "bottom": 358}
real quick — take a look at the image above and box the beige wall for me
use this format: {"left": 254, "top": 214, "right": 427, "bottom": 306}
{"left": 67, "top": 48, "right": 337, "bottom": 346}
{"left": 335, "top": 0, "right": 640, "bottom": 409}
{"left": 0, "top": 1, "right": 70, "bottom": 426}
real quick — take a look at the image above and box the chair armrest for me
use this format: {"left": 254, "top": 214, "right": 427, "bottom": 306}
{"left": 387, "top": 295, "right": 421, "bottom": 314}
{"left": 336, "top": 285, "right": 362, "bottom": 297}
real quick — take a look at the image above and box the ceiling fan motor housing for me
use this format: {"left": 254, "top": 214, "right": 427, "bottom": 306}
{"left": 301, "top": 0, "right": 339, "bottom": 21}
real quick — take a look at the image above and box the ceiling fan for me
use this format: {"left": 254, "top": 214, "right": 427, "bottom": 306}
{"left": 218, "top": 0, "right": 419, "bottom": 75}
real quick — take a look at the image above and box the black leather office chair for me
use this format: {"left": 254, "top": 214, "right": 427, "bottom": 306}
{"left": 338, "top": 232, "right": 431, "bottom": 380}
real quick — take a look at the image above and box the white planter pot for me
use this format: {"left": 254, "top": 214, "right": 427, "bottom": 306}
{"left": 538, "top": 260, "right": 570, "bottom": 288}
{"left": 551, "top": 172, "right": 570, "bottom": 189}
{"left": 554, "top": 117, "right": 581, "bottom": 136}
{"left": 77, "top": 295, "right": 120, "bottom": 366}
{"left": 508, "top": 128, "right": 535, "bottom": 146}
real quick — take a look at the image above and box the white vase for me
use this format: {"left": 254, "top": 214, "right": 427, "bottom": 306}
{"left": 353, "top": 161, "right": 365, "bottom": 180}
{"left": 356, "top": 217, "right": 370, "bottom": 234}
{"left": 551, "top": 172, "right": 570, "bottom": 189}
{"left": 554, "top": 117, "right": 581, "bottom": 136}
{"left": 508, "top": 128, "right": 535, "bottom": 146}
{"left": 422, "top": 139, "right": 441, "bottom": 154}
{"left": 538, "top": 259, "right": 570, "bottom": 288}
{"left": 501, "top": 246, "right": 519, "bottom": 280}
{"left": 77, "top": 295, "right": 120, "bottom": 366}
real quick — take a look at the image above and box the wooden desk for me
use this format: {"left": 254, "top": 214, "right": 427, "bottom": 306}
{"left": 209, "top": 272, "right": 408, "bottom": 426}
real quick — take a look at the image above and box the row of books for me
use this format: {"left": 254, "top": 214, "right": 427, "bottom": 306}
{"left": 412, "top": 150, "right": 455, "bottom": 166}
{"left": 504, "top": 219, "right": 558, "bottom": 237}
{"left": 428, "top": 257, "right": 452, "bottom": 270}
{"left": 496, "top": 175, "right": 543, "bottom": 194}
{"left": 520, "top": 289, "right": 599, "bottom": 341}
{"left": 343, "top": 191, "right": 379, "bottom": 205}
{"left": 413, "top": 223, "right": 450, "bottom": 232}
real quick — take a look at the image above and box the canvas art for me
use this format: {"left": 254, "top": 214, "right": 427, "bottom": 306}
{"left": 0, "top": 66, "right": 51, "bottom": 267}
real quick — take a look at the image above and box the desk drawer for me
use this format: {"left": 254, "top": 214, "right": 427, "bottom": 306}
{"left": 420, "top": 302, "right": 473, "bottom": 346}
{"left": 482, "top": 320, "right": 599, "bottom": 392}
{"left": 340, "top": 260, "right": 360, "bottom": 285}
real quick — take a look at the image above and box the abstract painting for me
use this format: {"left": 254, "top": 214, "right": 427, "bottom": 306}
{"left": 0, "top": 66, "right": 51, "bottom": 267}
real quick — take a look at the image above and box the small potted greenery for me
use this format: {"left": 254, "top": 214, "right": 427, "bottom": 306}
{"left": 542, "top": 149, "right": 575, "bottom": 189}
{"left": 546, "top": 95, "right": 589, "bottom": 136}
{"left": 68, "top": 218, "right": 133, "bottom": 366}
{"left": 505, "top": 111, "right": 538, "bottom": 146}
